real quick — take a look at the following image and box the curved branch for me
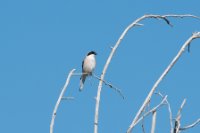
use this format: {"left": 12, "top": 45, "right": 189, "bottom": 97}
{"left": 93, "top": 14, "right": 200, "bottom": 133}
{"left": 50, "top": 69, "right": 76, "bottom": 133}
{"left": 180, "top": 118, "right": 200, "bottom": 131}
{"left": 127, "top": 32, "right": 200, "bottom": 133}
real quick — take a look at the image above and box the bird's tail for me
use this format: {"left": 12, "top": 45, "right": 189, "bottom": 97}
{"left": 79, "top": 74, "right": 86, "bottom": 91}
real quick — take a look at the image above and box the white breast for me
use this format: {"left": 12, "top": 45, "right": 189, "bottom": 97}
{"left": 83, "top": 54, "right": 96, "bottom": 73}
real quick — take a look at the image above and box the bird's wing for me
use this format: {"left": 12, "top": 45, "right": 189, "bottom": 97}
{"left": 82, "top": 59, "right": 84, "bottom": 72}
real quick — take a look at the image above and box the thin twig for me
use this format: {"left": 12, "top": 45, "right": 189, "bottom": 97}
{"left": 72, "top": 72, "right": 87, "bottom": 76}
{"left": 132, "top": 96, "right": 167, "bottom": 126}
{"left": 127, "top": 32, "right": 200, "bottom": 133}
{"left": 72, "top": 72, "right": 125, "bottom": 98}
{"left": 92, "top": 14, "right": 200, "bottom": 133}
{"left": 155, "top": 92, "right": 173, "bottom": 133}
{"left": 151, "top": 111, "right": 157, "bottom": 133}
{"left": 180, "top": 118, "right": 200, "bottom": 130}
{"left": 50, "top": 69, "right": 76, "bottom": 133}
{"left": 141, "top": 118, "right": 146, "bottom": 133}
{"left": 92, "top": 74, "right": 125, "bottom": 99}
{"left": 177, "top": 99, "right": 186, "bottom": 118}
{"left": 141, "top": 104, "right": 147, "bottom": 133}
{"left": 61, "top": 97, "right": 75, "bottom": 100}
{"left": 173, "top": 99, "right": 187, "bottom": 133}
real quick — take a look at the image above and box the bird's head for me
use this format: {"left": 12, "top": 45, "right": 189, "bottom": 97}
{"left": 87, "top": 51, "right": 97, "bottom": 56}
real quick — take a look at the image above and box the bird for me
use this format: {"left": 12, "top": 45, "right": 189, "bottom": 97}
{"left": 79, "top": 51, "right": 97, "bottom": 91}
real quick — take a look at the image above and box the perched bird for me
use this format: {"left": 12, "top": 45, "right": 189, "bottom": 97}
{"left": 80, "top": 51, "right": 97, "bottom": 91}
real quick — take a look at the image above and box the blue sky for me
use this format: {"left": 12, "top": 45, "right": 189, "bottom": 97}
{"left": 0, "top": 0, "right": 200, "bottom": 133}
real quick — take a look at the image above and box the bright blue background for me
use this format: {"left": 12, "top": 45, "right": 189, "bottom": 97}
{"left": 0, "top": 0, "right": 200, "bottom": 133}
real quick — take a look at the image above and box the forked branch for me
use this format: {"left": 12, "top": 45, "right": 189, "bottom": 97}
{"left": 134, "top": 96, "right": 168, "bottom": 126}
{"left": 173, "top": 99, "right": 187, "bottom": 133}
{"left": 127, "top": 32, "right": 200, "bottom": 133}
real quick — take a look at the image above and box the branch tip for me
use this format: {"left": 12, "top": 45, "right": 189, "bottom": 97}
{"left": 135, "top": 23, "right": 144, "bottom": 26}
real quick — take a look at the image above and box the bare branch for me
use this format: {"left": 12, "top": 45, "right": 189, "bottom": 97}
{"left": 71, "top": 72, "right": 87, "bottom": 76}
{"left": 92, "top": 14, "right": 200, "bottom": 133}
{"left": 72, "top": 72, "right": 125, "bottom": 99}
{"left": 146, "top": 14, "right": 200, "bottom": 27}
{"left": 180, "top": 118, "right": 200, "bottom": 130}
{"left": 173, "top": 99, "right": 186, "bottom": 133}
{"left": 92, "top": 74, "right": 125, "bottom": 99}
{"left": 141, "top": 118, "right": 146, "bottom": 133}
{"left": 50, "top": 69, "right": 76, "bottom": 133}
{"left": 164, "top": 14, "right": 200, "bottom": 19}
{"left": 177, "top": 99, "right": 186, "bottom": 118}
{"left": 133, "top": 96, "right": 167, "bottom": 126}
{"left": 135, "top": 23, "right": 144, "bottom": 26}
{"left": 127, "top": 32, "right": 200, "bottom": 133}
{"left": 151, "top": 111, "right": 157, "bottom": 133}
{"left": 155, "top": 92, "right": 173, "bottom": 133}
{"left": 141, "top": 104, "right": 148, "bottom": 133}
{"left": 61, "top": 97, "right": 75, "bottom": 100}
{"left": 173, "top": 99, "right": 200, "bottom": 132}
